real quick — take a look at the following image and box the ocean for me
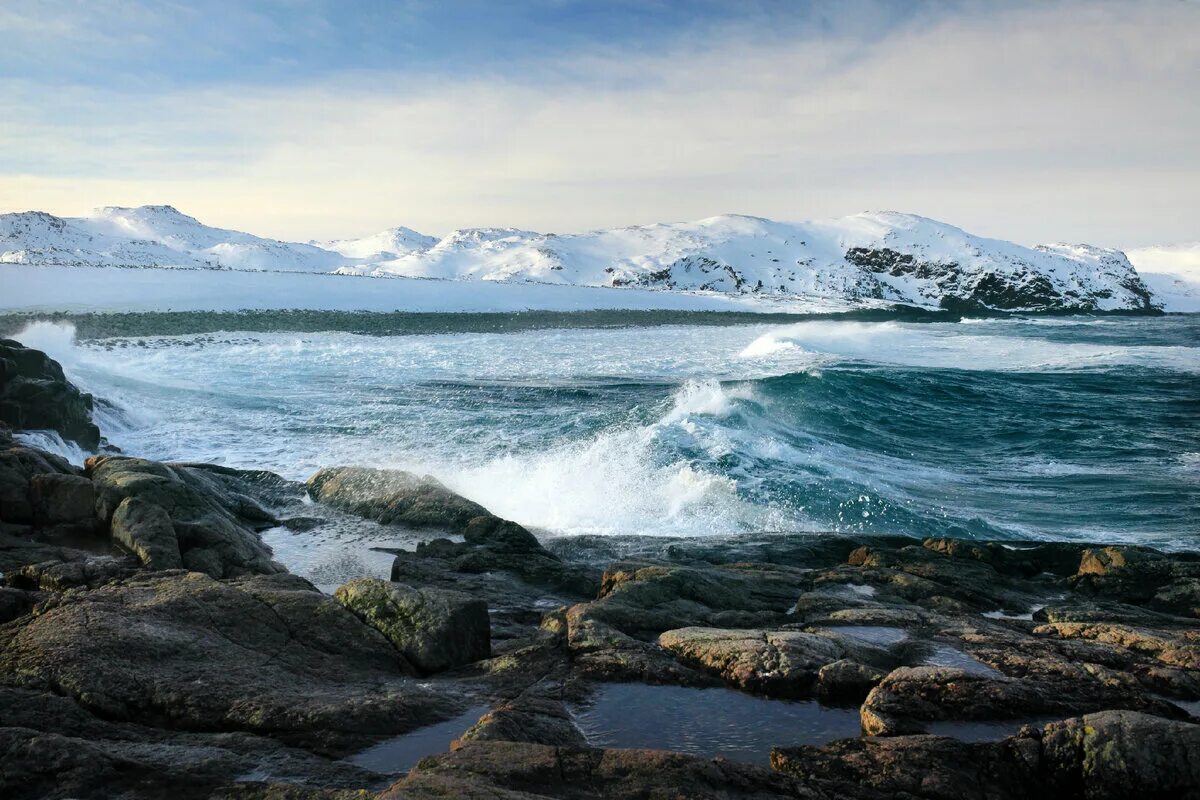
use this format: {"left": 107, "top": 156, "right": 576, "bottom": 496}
{"left": 12, "top": 312, "right": 1199, "bottom": 551}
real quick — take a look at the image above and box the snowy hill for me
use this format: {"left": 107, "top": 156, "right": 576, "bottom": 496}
{"left": 312, "top": 226, "right": 437, "bottom": 260}
{"left": 339, "top": 213, "right": 1156, "bottom": 313}
{"left": 1, "top": 205, "right": 344, "bottom": 272}
{"left": 1126, "top": 243, "right": 1200, "bottom": 313}
{"left": 0, "top": 205, "right": 1168, "bottom": 312}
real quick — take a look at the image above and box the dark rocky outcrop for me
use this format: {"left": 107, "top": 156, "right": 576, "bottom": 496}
{"left": 88, "top": 455, "right": 285, "bottom": 578}
{"left": 1072, "top": 545, "right": 1200, "bottom": 618}
{"left": 0, "top": 338, "right": 100, "bottom": 449}
{"left": 335, "top": 577, "right": 490, "bottom": 675}
{"left": 381, "top": 740, "right": 820, "bottom": 800}
{"left": 306, "top": 467, "right": 489, "bottom": 532}
{"left": 0, "top": 570, "right": 458, "bottom": 755}
{"left": 773, "top": 710, "right": 1200, "bottom": 800}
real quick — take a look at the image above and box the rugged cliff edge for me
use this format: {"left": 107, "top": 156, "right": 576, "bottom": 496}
{"left": 0, "top": 345, "right": 1197, "bottom": 800}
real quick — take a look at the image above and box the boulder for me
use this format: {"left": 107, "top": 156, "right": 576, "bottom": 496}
{"left": 0, "top": 570, "right": 453, "bottom": 754}
{"left": 87, "top": 455, "right": 284, "bottom": 578}
{"left": 816, "top": 659, "right": 886, "bottom": 703}
{"left": 111, "top": 496, "right": 182, "bottom": 569}
{"left": 335, "top": 577, "right": 490, "bottom": 675}
{"left": 657, "top": 626, "right": 845, "bottom": 696}
{"left": 860, "top": 665, "right": 1182, "bottom": 736}
{"left": 1039, "top": 710, "right": 1200, "bottom": 799}
{"left": 456, "top": 695, "right": 586, "bottom": 748}
{"left": 0, "top": 339, "right": 100, "bottom": 449}
{"left": 29, "top": 473, "right": 94, "bottom": 524}
{"left": 0, "top": 442, "right": 76, "bottom": 525}
{"left": 306, "top": 467, "right": 489, "bottom": 532}
{"left": 1072, "top": 546, "right": 1200, "bottom": 617}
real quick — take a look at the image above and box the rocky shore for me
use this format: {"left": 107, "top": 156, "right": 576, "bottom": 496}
{"left": 1, "top": 337, "right": 1197, "bottom": 799}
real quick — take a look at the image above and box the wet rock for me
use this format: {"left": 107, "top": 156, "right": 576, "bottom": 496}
{"left": 860, "top": 665, "right": 1182, "bottom": 736}
{"left": 0, "top": 684, "right": 386, "bottom": 800}
{"left": 111, "top": 496, "right": 182, "bottom": 569}
{"left": 657, "top": 627, "right": 845, "bottom": 696}
{"left": 773, "top": 731, "right": 1035, "bottom": 800}
{"left": 399, "top": 524, "right": 597, "bottom": 596}
{"left": 29, "top": 473, "right": 94, "bottom": 524}
{"left": 335, "top": 577, "right": 490, "bottom": 675}
{"left": 0, "top": 339, "right": 100, "bottom": 449}
{"left": 306, "top": 467, "right": 489, "bottom": 532}
{"left": 774, "top": 710, "right": 1200, "bottom": 800}
{"left": 1039, "top": 710, "right": 1200, "bottom": 799}
{"left": 0, "top": 586, "right": 34, "bottom": 623}
{"left": 0, "top": 442, "right": 76, "bottom": 525}
{"left": 462, "top": 514, "right": 541, "bottom": 553}
{"left": 88, "top": 455, "right": 284, "bottom": 578}
{"left": 457, "top": 694, "right": 586, "bottom": 748}
{"left": 7, "top": 555, "right": 135, "bottom": 592}
{"left": 381, "top": 740, "right": 818, "bottom": 799}
{"left": 1073, "top": 546, "right": 1200, "bottom": 618}
{"left": 0, "top": 570, "right": 453, "bottom": 754}
{"left": 1031, "top": 620, "right": 1200, "bottom": 670}
{"left": 816, "top": 659, "right": 886, "bottom": 703}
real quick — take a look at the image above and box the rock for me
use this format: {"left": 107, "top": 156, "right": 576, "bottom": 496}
{"left": 29, "top": 473, "right": 94, "bottom": 524}
{"left": 0, "top": 586, "right": 34, "bottom": 623}
{"left": 817, "top": 659, "right": 886, "bottom": 703}
{"left": 1073, "top": 546, "right": 1200, "bottom": 618}
{"left": 306, "top": 467, "right": 489, "bottom": 532}
{"left": 859, "top": 665, "right": 1182, "bottom": 736}
{"left": 335, "top": 577, "right": 491, "bottom": 675}
{"left": 111, "top": 496, "right": 182, "bottom": 569}
{"left": 657, "top": 627, "right": 845, "bottom": 696}
{"left": 773, "top": 731, "right": 1035, "bottom": 800}
{"left": 0, "top": 442, "right": 76, "bottom": 525}
{"left": 381, "top": 740, "right": 819, "bottom": 800}
{"left": 7, "top": 555, "right": 135, "bottom": 592}
{"left": 1039, "top": 710, "right": 1200, "bottom": 799}
{"left": 456, "top": 694, "right": 586, "bottom": 748}
{"left": 0, "top": 570, "right": 454, "bottom": 754}
{"left": 399, "top": 522, "right": 596, "bottom": 595}
{"left": 774, "top": 710, "right": 1200, "bottom": 800}
{"left": 0, "top": 339, "right": 100, "bottom": 449}
{"left": 461, "top": 514, "right": 540, "bottom": 553}
{"left": 88, "top": 455, "right": 284, "bottom": 578}
{"left": 0, "top": 685, "right": 386, "bottom": 800}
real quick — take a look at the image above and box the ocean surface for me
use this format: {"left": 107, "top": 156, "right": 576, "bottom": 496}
{"left": 13, "top": 313, "right": 1199, "bottom": 550}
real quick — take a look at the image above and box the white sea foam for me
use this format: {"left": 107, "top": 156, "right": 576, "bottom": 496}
{"left": 739, "top": 320, "right": 1200, "bottom": 373}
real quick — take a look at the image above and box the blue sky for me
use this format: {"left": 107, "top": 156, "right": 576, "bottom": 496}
{"left": 1, "top": 1, "right": 1197, "bottom": 245}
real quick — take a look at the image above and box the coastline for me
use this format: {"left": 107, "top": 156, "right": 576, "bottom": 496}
{"left": 1, "top": 337, "right": 1198, "bottom": 799}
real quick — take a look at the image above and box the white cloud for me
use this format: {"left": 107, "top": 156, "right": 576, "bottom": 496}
{"left": 1, "top": 0, "right": 1196, "bottom": 245}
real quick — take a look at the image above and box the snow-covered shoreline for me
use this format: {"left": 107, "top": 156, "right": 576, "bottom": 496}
{"left": 0, "top": 264, "right": 847, "bottom": 315}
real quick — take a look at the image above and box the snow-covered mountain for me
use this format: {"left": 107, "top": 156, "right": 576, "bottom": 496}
{"left": 338, "top": 213, "right": 1155, "bottom": 313}
{"left": 0, "top": 205, "right": 1167, "bottom": 312}
{"left": 0, "top": 205, "right": 344, "bottom": 272}
{"left": 312, "top": 226, "right": 437, "bottom": 260}
{"left": 1125, "top": 242, "right": 1200, "bottom": 313}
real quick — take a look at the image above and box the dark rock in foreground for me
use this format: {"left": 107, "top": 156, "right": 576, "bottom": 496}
{"left": 773, "top": 710, "right": 1200, "bottom": 800}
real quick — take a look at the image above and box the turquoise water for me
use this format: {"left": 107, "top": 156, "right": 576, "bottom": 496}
{"left": 15, "top": 313, "right": 1199, "bottom": 549}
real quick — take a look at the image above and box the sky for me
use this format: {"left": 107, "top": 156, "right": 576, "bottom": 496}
{"left": 0, "top": 0, "right": 1197, "bottom": 246}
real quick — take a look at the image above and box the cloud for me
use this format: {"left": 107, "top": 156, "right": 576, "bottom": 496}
{"left": 1, "top": 0, "right": 1197, "bottom": 246}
